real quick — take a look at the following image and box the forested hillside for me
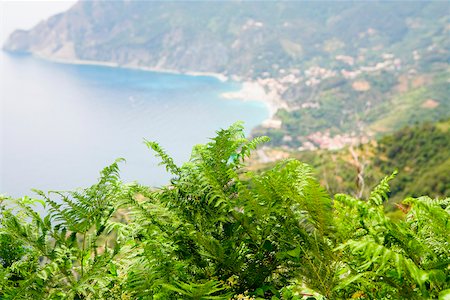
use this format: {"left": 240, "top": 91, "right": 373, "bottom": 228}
{"left": 5, "top": 2, "right": 448, "bottom": 76}
{"left": 1, "top": 124, "right": 449, "bottom": 299}
{"left": 252, "top": 119, "right": 450, "bottom": 204}
{"left": 4, "top": 1, "right": 450, "bottom": 147}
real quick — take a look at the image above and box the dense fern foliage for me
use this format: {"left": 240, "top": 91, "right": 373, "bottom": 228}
{"left": 1, "top": 123, "right": 449, "bottom": 299}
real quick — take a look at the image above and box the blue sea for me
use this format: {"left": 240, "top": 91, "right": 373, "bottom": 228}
{"left": 0, "top": 52, "right": 268, "bottom": 197}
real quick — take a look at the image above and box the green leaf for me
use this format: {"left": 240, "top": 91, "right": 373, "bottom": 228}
{"left": 439, "top": 289, "right": 450, "bottom": 300}
{"left": 109, "top": 263, "right": 117, "bottom": 276}
{"left": 286, "top": 247, "right": 301, "bottom": 258}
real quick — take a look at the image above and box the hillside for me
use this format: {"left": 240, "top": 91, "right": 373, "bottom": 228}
{"left": 3, "top": 1, "right": 450, "bottom": 147}
{"left": 251, "top": 119, "right": 450, "bottom": 204}
{"left": 4, "top": 2, "right": 449, "bottom": 77}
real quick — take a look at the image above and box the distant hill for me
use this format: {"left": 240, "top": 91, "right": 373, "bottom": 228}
{"left": 4, "top": 1, "right": 450, "bottom": 146}
{"left": 254, "top": 69, "right": 449, "bottom": 148}
{"left": 251, "top": 119, "right": 450, "bottom": 203}
{"left": 4, "top": 1, "right": 449, "bottom": 77}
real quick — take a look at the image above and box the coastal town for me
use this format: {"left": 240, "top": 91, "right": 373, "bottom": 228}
{"left": 223, "top": 46, "right": 428, "bottom": 154}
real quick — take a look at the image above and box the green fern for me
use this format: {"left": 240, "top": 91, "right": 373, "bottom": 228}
{"left": 1, "top": 124, "right": 448, "bottom": 299}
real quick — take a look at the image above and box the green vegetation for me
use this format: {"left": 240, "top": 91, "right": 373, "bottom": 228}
{"left": 1, "top": 124, "right": 449, "bottom": 299}
{"left": 375, "top": 120, "right": 450, "bottom": 199}
{"left": 368, "top": 72, "right": 450, "bottom": 135}
{"left": 3, "top": 2, "right": 449, "bottom": 297}
{"left": 7, "top": 2, "right": 448, "bottom": 76}
{"left": 257, "top": 70, "right": 450, "bottom": 148}
{"left": 267, "top": 119, "right": 450, "bottom": 204}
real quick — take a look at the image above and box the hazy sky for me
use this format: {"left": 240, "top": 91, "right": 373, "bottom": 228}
{"left": 0, "top": 0, "right": 76, "bottom": 44}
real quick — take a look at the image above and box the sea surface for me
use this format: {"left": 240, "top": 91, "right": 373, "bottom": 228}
{"left": 0, "top": 52, "right": 268, "bottom": 197}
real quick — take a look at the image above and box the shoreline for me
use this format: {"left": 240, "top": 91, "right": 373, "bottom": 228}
{"left": 29, "top": 52, "right": 285, "bottom": 122}
{"left": 32, "top": 53, "right": 229, "bottom": 82}
{"left": 220, "top": 81, "right": 287, "bottom": 119}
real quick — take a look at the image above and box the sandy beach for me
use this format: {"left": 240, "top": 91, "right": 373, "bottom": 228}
{"left": 220, "top": 81, "right": 287, "bottom": 118}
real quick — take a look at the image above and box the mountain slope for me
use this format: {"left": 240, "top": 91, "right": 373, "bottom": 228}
{"left": 4, "top": 1, "right": 449, "bottom": 77}
{"left": 251, "top": 119, "right": 450, "bottom": 203}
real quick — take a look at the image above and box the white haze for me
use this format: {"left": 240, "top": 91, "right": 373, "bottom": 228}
{"left": 0, "top": 0, "right": 76, "bottom": 44}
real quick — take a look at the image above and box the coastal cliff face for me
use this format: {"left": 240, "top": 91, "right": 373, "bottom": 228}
{"left": 4, "top": 1, "right": 280, "bottom": 75}
{"left": 4, "top": 1, "right": 448, "bottom": 78}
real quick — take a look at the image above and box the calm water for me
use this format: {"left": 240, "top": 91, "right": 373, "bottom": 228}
{"left": 0, "top": 52, "right": 268, "bottom": 197}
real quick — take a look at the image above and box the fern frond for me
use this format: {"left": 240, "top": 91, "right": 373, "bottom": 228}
{"left": 145, "top": 140, "right": 181, "bottom": 175}
{"left": 339, "top": 239, "right": 428, "bottom": 286}
{"left": 368, "top": 171, "right": 397, "bottom": 206}
{"left": 163, "top": 280, "right": 231, "bottom": 299}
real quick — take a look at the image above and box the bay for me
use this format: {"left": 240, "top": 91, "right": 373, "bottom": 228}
{"left": 0, "top": 52, "right": 268, "bottom": 197}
